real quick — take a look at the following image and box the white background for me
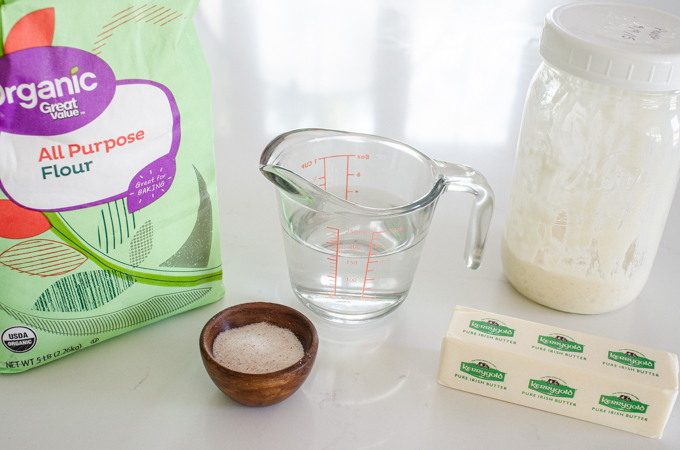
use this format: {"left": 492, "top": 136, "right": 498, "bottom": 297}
{"left": 2, "top": 1, "right": 680, "bottom": 448}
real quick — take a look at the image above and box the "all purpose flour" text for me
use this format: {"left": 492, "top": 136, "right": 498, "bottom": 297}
{"left": 39, "top": 129, "right": 145, "bottom": 180}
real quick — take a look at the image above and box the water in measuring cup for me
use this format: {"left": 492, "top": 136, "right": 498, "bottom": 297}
{"left": 280, "top": 191, "right": 428, "bottom": 323}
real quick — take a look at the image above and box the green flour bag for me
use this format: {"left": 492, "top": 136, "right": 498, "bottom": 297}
{"left": 0, "top": 0, "right": 224, "bottom": 372}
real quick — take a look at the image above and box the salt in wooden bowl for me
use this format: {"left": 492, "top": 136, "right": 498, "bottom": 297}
{"left": 200, "top": 302, "right": 319, "bottom": 407}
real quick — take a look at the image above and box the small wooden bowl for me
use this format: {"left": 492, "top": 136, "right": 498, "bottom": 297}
{"left": 199, "top": 302, "right": 319, "bottom": 407}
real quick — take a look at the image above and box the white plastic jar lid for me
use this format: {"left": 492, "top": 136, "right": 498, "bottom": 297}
{"left": 540, "top": 2, "right": 680, "bottom": 91}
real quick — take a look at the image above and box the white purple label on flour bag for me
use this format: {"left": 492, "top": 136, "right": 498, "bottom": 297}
{"left": 0, "top": 46, "right": 180, "bottom": 213}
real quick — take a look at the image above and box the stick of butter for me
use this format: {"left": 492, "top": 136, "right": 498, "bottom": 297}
{"left": 437, "top": 306, "right": 679, "bottom": 439}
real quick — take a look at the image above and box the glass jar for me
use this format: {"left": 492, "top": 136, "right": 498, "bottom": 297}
{"left": 502, "top": 3, "right": 680, "bottom": 314}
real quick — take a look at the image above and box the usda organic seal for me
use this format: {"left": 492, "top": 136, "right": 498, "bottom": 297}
{"left": 2, "top": 326, "right": 37, "bottom": 353}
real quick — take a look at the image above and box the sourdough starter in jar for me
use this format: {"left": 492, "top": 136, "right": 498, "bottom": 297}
{"left": 502, "top": 3, "right": 680, "bottom": 313}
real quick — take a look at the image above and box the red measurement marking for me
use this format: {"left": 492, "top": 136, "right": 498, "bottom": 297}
{"left": 327, "top": 227, "right": 340, "bottom": 295}
{"left": 345, "top": 156, "right": 350, "bottom": 200}
{"left": 361, "top": 231, "right": 385, "bottom": 299}
{"left": 319, "top": 159, "right": 327, "bottom": 189}
{"left": 316, "top": 155, "right": 356, "bottom": 199}
{"left": 317, "top": 155, "right": 356, "bottom": 160}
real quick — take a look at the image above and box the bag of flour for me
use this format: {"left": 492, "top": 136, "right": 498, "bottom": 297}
{"left": 0, "top": 0, "right": 224, "bottom": 372}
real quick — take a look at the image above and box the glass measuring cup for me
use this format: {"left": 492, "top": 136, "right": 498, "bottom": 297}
{"left": 260, "top": 129, "right": 494, "bottom": 323}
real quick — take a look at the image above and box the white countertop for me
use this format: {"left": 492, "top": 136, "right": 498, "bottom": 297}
{"left": 2, "top": 1, "right": 680, "bottom": 448}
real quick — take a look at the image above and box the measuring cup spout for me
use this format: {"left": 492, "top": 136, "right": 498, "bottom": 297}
{"left": 259, "top": 128, "right": 436, "bottom": 216}
{"left": 434, "top": 161, "right": 494, "bottom": 269}
{"left": 259, "top": 164, "right": 355, "bottom": 215}
{"left": 259, "top": 130, "right": 369, "bottom": 216}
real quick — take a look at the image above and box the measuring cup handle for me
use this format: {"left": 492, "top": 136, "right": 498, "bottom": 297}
{"left": 435, "top": 161, "right": 494, "bottom": 270}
